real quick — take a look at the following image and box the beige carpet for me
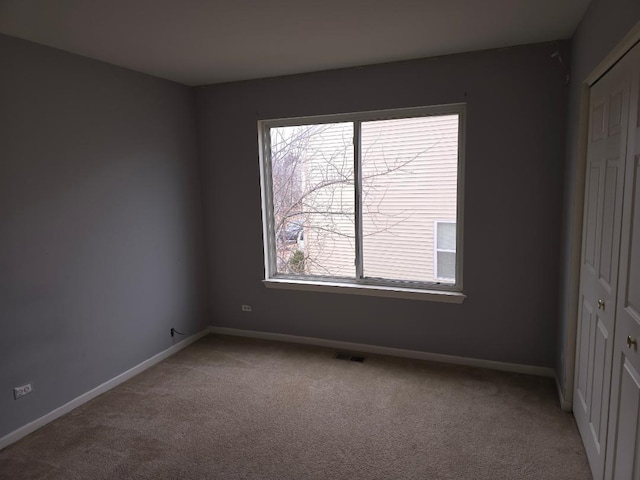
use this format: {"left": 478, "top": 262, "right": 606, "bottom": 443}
{"left": 0, "top": 334, "right": 591, "bottom": 479}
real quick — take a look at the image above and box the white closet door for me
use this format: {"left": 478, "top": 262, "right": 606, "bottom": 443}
{"left": 605, "top": 42, "right": 640, "bottom": 480}
{"left": 574, "top": 44, "right": 632, "bottom": 479}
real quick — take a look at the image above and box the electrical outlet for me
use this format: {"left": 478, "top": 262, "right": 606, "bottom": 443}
{"left": 14, "top": 383, "right": 33, "bottom": 400}
{"left": 241, "top": 304, "right": 252, "bottom": 312}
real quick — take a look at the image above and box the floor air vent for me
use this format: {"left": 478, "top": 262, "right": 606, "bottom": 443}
{"left": 335, "top": 352, "right": 366, "bottom": 363}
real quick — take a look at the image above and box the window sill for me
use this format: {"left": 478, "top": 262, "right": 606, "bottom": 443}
{"left": 262, "top": 278, "right": 466, "bottom": 303}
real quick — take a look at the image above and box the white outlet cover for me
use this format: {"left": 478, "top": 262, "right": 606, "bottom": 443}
{"left": 14, "top": 383, "right": 33, "bottom": 399}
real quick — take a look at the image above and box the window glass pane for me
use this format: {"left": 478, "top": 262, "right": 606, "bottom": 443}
{"left": 361, "top": 115, "right": 458, "bottom": 282}
{"left": 437, "top": 222, "right": 456, "bottom": 251}
{"left": 437, "top": 251, "right": 456, "bottom": 280}
{"left": 270, "top": 123, "right": 355, "bottom": 277}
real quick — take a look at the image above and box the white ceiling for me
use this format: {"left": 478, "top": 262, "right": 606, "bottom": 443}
{"left": 0, "top": 0, "right": 591, "bottom": 86}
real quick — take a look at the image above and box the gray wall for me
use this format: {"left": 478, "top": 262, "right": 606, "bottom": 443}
{"left": 557, "top": 0, "right": 640, "bottom": 393}
{"left": 197, "top": 43, "right": 568, "bottom": 368}
{"left": 0, "top": 35, "right": 208, "bottom": 438}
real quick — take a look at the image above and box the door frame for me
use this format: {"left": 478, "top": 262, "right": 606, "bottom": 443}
{"left": 562, "top": 20, "right": 640, "bottom": 411}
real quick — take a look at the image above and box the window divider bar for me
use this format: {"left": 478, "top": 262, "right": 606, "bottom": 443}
{"left": 354, "top": 120, "right": 364, "bottom": 279}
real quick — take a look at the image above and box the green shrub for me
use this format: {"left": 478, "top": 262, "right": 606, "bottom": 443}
{"left": 289, "top": 250, "right": 305, "bottom": 274}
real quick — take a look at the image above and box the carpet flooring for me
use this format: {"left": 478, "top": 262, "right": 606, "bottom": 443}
{"left": 0, "top": 334, "right": 591, "bottom": 479}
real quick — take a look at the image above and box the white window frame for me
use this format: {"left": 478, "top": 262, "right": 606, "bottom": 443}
{"left": 258, "top": 104, "right": 466, "bottom": 303}
{"left": 434, "top": 220, "right": 457, "bottom": 282}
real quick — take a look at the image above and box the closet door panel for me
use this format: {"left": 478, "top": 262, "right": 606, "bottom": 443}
{"left": 585, "top": 163, "right": 602, "bottom": 272}
{"left": 577, "top": 299, "right": 596, "bottom": 410}
{"left": 609, "top": 358, "right": 640, "bottom": 480}
{"left": 599, "top": 161, "right": 622, "bottom": 292}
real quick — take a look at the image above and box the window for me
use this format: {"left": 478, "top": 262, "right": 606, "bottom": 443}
{"left": 258, "top": 105, "right": 465, "bottom": 302}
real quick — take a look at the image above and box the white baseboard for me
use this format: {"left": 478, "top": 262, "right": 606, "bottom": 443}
{"left": 1, "top": 325, "right": 558, "bottom": 452}
{"left": 0, "top": 327, "right": 211, "bottom": 451}
{"left": 555, "top": 375, "right": 573, "bottom": 412}
{"left": 210, "top": 326, "right": 555, "bottom": 378}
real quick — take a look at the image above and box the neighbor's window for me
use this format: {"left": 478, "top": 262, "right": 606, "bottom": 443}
{"left": 435, "top": 221, "right": 457, "bottom": 281}
{"left": 258, "top": 105, "right": 465, "bottom": 298}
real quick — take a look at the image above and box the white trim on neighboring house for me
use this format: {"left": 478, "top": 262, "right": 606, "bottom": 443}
{"left": 434, "top": 219, "right": 457, "bottom": 282}
{"left": 0, "top": 328, "right": 211, "bottom": 451}
{"left": 563, "top": 20, "right": 640, "bottom": 412}
{"left": 209, "top": 326, "right": 555, "bottom": 377}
